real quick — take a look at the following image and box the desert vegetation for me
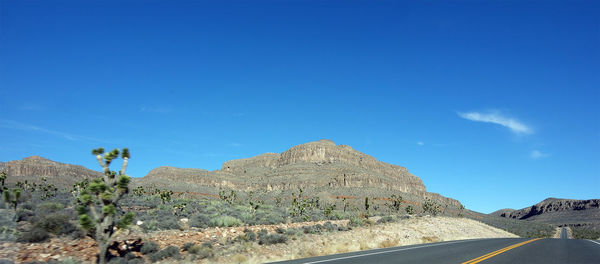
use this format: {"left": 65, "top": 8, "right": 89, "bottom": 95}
{"left": 0, "top": 148, "right": 568, "bottom": 263}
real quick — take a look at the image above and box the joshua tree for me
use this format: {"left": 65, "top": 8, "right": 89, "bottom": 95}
{"left": 364, "top": 197, "right": 370, "bottom": 217}
{"left": 0, "top": 171, "right": 6, "bottom": 196}
{"left": 3, "top": 188, "right": 21, "bottom": 209}
{"left": 76, "top": 148, "right": 134, "bottom": 264}
{"left": 387, "top": 194, "right": 403, "bottom": 212}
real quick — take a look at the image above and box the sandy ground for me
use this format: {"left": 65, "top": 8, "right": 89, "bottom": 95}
{"left": 199, "top": 216, "right": 518, "bottom": 264}
{"left": 0, "top": 216, "right": 518, "bottom": 263}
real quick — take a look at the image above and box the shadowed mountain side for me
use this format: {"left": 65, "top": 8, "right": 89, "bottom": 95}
{"left": 492, "top": 198, "right": 600, "bottom": 230}
{"left": 0, "top": 156, "right": 101, "bottom": 189}
{"left": 134, "top": 139, "right": 461, "bottom": 207}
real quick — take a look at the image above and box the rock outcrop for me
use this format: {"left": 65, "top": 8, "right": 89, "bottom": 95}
{"left": 0, "top": 156, "right": 101, "bottom": 189}
{"left": 493, "top": 198, "right": 600, "bottom": 228}
{"left": 136, "top": 139, "right": 460, "bottom": 207}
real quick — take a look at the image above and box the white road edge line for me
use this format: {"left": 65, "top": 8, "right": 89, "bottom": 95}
{"left": 301, "top": 239, "right": 478, "bottom": 264}
{"left": 589, "top": 240, "right": 600, "bottom": 246}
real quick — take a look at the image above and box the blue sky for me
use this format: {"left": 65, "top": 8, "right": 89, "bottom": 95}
{"left": 1, "top": 0, "right": 598, "bottom": 213}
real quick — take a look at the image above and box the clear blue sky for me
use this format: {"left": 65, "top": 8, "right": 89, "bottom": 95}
{"left": 1, "top": 0, "right": 598, "bottom": 213}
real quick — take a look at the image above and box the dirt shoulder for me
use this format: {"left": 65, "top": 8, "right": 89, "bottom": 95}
{"left": 0, "top": 216, "right": 517, "bottom": 263}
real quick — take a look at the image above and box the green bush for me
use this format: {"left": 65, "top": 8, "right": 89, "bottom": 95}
{"left": 149, "top": 246, "right": 179, "bottom": 262}
{"left": 16, "top": 226, "right": 49, "bottom": 243}
{"left": 258, "top": 233, "right": 288, "bottom": 245}
{"left": 140, "top": 241, "right": 159, "bottom": 255}
{"left": 571, "top": 226, "right": 600, "bottom": 239}
{"left": 237, "top": 229, "right": 257, "bottom": 242}
{"left": 182, "top": 242, "right": 195, "bottom": 251}
{"left": 34, "top": 213, "right": 78, "bottom": 236}
{"left": 377, "top": 215, "right": 396, "bottom": 224}
{"left": 210, "top": 216, "right": 242, "bottom": 227}
{"left": 188, "top": 244, "right": 213, "bottom": 259}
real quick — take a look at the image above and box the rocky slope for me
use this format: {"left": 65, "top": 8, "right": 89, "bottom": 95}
{"left": 492, "top": 198, "right": 600, "bottom": 229}
{"left": 0, "top": 156, "right": 101, "bottom": 189}
{"left": 135, "top": 139, "right": 461, "bottom": 207}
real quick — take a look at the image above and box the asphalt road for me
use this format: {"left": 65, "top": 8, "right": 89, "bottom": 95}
{"left": 561, "top": 227, "right": 569, "bottom": 239}
{"left": 273, "top": 238, "right": 600, "bottom": 264}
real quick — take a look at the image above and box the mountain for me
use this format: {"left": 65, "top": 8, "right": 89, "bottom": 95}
{"left": 492, "top": 198, "right": 600, "bottom": 229}
{"left": 0, "top": 156, "right": 101, "bottom": 189}
{"left": 134, "top": 139, "right": 461, "bottom": 207}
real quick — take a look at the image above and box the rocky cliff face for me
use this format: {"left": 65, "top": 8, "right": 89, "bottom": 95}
{"left": 493, "top": 198, "right": 600, "bottom": 227}
{"left": 0, "top": 156, "right": 101, "bottom": 189}
{"left": 137, "top": 139, "right": 460, "bottom": 206}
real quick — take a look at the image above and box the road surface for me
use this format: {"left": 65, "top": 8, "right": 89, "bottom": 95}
{"left": 560, "top": 227, "right": 569, "bottom": 239}
{"left": 273, "top": 237, "right": 600, "bottom": 264}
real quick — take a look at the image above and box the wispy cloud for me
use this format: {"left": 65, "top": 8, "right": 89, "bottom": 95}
{"left": 458, "top": 111, "right": 533, "bottom": 135}
{"left": 0, "top": 119, "right": 106, "bottom": 143}
{"left": 417, "top": 141, "right": 424, "bottom": 146}
{"left": 530, "top": 150, "right": 549, "bottom": 159}
{"left": 229, "top": 142, "right": 243, "bottom": 147}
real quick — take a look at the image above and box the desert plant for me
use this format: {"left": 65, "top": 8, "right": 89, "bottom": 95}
{"left": 405, "top": 205, "right": 414, "bottom": 215}
{"left": 387, "top": 194, "right": 403, "bottom": 212}
{"left": 3, "top": 188, "right": 21, "bottom": 210}
{"left": 140, "top": 241, "right": 159, "bottom": 255}
{"left": 149, "top": 245, "right": 179, "bottom": 262}
{"left": 423, "top": 198, "right": 441, "bottom": 216}
{"left": 218, "top": 189, "right": 237, "bottom": 205}
{"left": 364, "top": 197, "right": 370, "bottom": 217}
{"left": 258, "top": 233, "right": 288, "bottom": 245}
{"left": 0, "top": 171, "right": 6, "bottom": 195}
{"left": 158, "top": 190, "right": 173, "bottom": 204}
{"left": 76, "top": 148, "right": 134, "bottom": 264}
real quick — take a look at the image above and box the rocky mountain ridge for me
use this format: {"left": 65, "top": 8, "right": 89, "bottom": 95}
{"left": 136, "top": 139, "right": 460, "bottom": 207}
{"left": 0, "top": 156, "right": 101, "bottom": 189}
{"left": 491, "top": 198, "right": 600, "bottom": 228}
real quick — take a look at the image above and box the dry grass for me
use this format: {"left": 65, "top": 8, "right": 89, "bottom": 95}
{"left": 421, "top": 236, "right": 440, "bottom": 243}
{"left": 195, "top": 216, "right": 518, "bottom": 264}
{"left": 379, "top": 238, "right": 400, "bottom": 248}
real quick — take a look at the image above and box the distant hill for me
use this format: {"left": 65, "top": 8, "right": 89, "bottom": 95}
{"left": 134, "top": 139, "right": 462, "bottom": 208}
{"left": 1, "top": 140, "right": 463, "bottom": 210}
{"left": 0, "top": 156, "right": 100, "bottom": 189}
{"left": 492, "top": 198, "right": 600, "bottom": 230}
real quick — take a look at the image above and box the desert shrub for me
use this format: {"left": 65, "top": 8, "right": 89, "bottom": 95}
{"left": 189, "top": 214, "right": 211, "bottom": 228}
{"left": 182, "top": 242, "right": 195, "bottom": 251}
{"left": 258, "top": 233, "right": 287, "bottom": 245}
{"left": 337, "top": 225, "right": 351, "bottom": 231}
{"left": 157, "top": 217, "right": 180, "bottom": 230}
{"left": 571, "top": 226, "right": 600, "bottom": 239}
{"left": 348, "top": 216, "right": 366, "bottom": 227}
{"left": 377, "top": 215, "right": 396, "bottom": 224}
{"left": 36, "top": 202, "right": 64, "bottom": 215}
{"left": 323, "top": 222, "right": 338, "bottom": 232}
{"left": 140, "top": 241, "right": 159, "bottom": 255}
{"left": 149, "top": 245, "right": 179, "bottom": 262}
{"left": 275, "top": 227, "right": 285, "bottom": 234}
{"left": 15, "top": 209, "right": 34, "bottom": 222}
{"left": 34, "top": 213, "right": 78, "bottom": 236}
{"left": 16, "top": 226, "right": 49, "bottom": 243}
{"left": 188, "top": 245, "right": 213, "bottom": 259}
{"left": 0, "top": 259, "right": 13, "bottom": 264}
{"left": 302, "top": 224, "right": 322, "bottom": 234}
{"left": 237, "top": 229, "right": 257, "bottom": 242}
{"left": 284, "top": 228, "right": 300, "bottom": 236}
{"left": 210, "top": 216, "right": 242, "bottom": 227}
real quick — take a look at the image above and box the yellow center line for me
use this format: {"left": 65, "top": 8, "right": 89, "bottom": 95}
{"left": 462, "top": 238, "right": 541, "bottom": 264}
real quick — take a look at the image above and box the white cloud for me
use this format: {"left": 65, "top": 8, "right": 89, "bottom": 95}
{"left": 0, "top": 119, "right": 106, "bottom": 143}
{"left": 229, "top": 142, "right": 242, "bottom": 147}
{"left": 530, "top": 150, "right": 549, "bottom": 159}
{"left": 458, "top": 111, "right": 533, "bottom": 135}
{"left": 417, "top": 141, "right": 424, "bottom": 146}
